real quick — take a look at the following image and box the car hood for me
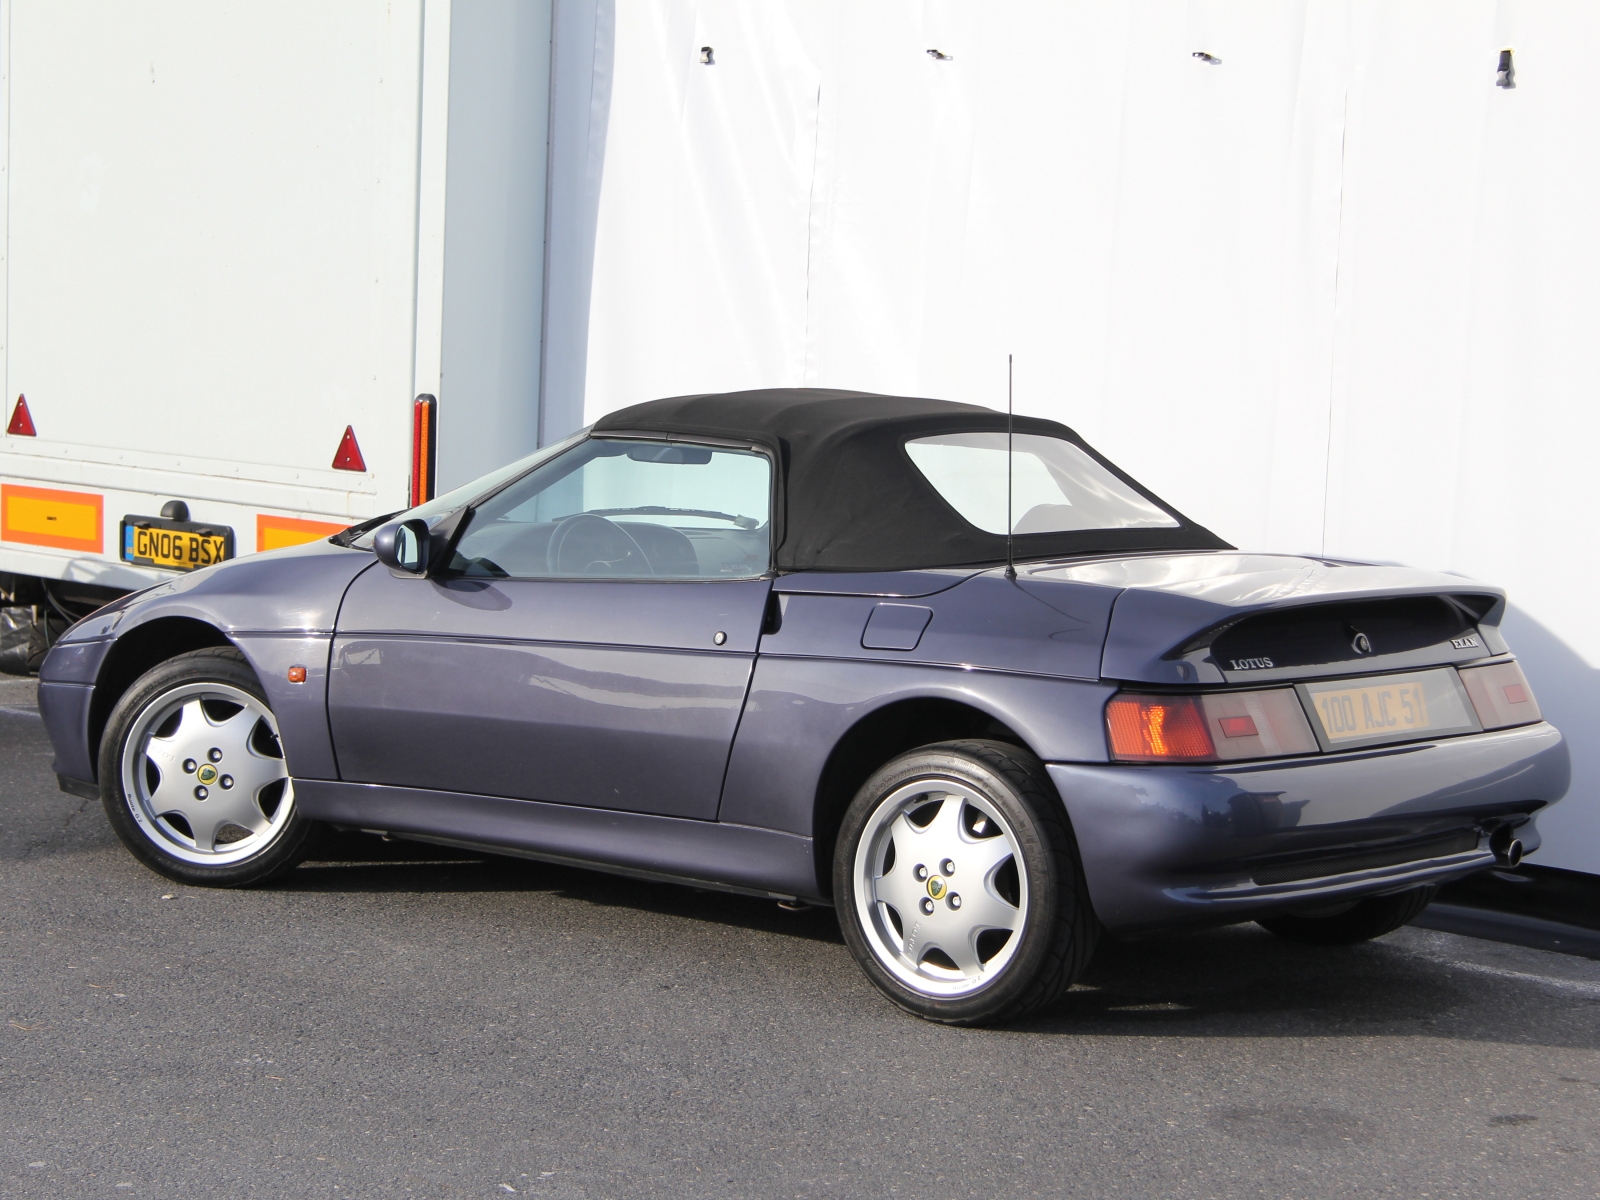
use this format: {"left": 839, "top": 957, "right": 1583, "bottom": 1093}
{"left": 57, "top": 538, "right": 378, "bottom": 643}
{"left": 1019, "top": 551, "right": 1507, "bottom": 685}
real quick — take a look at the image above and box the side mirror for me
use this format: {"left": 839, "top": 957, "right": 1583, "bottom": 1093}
{"left": 373, "top": 518, "right": 432, "bottom": 574}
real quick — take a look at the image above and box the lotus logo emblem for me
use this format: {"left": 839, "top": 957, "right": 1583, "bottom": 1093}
{"left": 196, "top": 764, "right": 219, "bottom": 785}
{"left": 1351, "top": 631, "right": 1373, "bottom": 656}
{"left": 926, "top": 876, "right": 948, "bottom": 901}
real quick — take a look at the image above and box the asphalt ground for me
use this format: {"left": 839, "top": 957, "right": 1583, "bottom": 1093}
{"left": 2, "top": 677, "right": 1598, "bottom": 1200}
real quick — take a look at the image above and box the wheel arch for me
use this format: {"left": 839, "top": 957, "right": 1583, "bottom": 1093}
{"left": 810, "top": 696, "right": 1037, "bottom": 900}
{"left": 88, "top": 617, "right": 236, "bottom": 777}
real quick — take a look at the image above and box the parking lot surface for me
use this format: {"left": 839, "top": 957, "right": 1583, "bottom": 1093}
{"left": 2, "top": 684, "right": 1598, "bottom": 1200}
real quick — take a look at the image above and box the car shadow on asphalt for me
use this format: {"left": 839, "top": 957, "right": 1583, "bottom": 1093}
{"left": 1011, "top": 924, "right": 1600, "bottom": 1044}
{"left": 281, "top": 838, "right": 1600, "bottom": 1046}
{"left": 285, "top": 835, "right": 848, "bottom": 945}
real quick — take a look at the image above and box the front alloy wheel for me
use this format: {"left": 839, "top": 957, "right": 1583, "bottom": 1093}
{"left": 99, "top": 648, "right": 312, "bottom": 885}
{"left": 835, "top": 740, "right": 1096, "bottom": 1025}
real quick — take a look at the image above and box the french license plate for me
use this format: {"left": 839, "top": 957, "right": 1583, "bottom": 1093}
{"left": 121, "top": 517, "right": 235, "bottom": 572}
{"left": 1299, "top": 668, "right": 1479, "bottom": 751}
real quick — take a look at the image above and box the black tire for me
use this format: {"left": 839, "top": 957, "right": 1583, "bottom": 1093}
{"left": 98, "top": 647, "right": 314, "bottom": 886}
{"left": 833, "top": 739, "right": 1097, "bottom": 1025}
{"left": 1256, "top": 885, "right": 1438, "bottom": 946}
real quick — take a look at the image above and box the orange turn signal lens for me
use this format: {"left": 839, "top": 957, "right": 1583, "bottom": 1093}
{"left": 287, "top": 665, "right": 307, "bottom": 684}
{"left": 1106, "top": 694, "right": 1216, "bottom": 762}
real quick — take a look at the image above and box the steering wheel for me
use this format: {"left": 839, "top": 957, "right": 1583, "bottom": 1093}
{"left": 546, "top": 513, "right": 654, "bottom": 576}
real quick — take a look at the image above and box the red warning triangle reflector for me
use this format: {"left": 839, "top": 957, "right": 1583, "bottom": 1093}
{"left": 7, "top": 395, "right": 36, "bottom": 437}
{"left": 331, "top": 425, "right": 366, "bottom": 472}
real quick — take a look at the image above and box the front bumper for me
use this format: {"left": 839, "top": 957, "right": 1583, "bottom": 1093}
{"left": 1049, "top": 721, "right": 1568, "bottom": 934}
{"left": 38, "top": 636, "right": 113, "bottom": 787}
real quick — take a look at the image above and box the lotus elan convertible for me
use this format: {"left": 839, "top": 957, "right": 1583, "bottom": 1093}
{"left": 39, "top": 390, "right": 1569, "bottom": 1024}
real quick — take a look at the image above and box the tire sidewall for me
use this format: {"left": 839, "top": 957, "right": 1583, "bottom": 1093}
{"left": 98, "top": 648, "right": 311, "bottom": 886}
{"left": 833, "top": 744, "right": 1066, "bottom": 1024}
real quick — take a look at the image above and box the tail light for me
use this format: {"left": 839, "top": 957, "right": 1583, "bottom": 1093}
{"left": 1106, "top": 695, "right": 1215, "bottom": 761}
{"left": 1107, "top": 688, "right": 1321, "bottom": 762}
{"left": 1459, "top": 661, "right": 1541, "bottom": 729}
{"left": 411, "top": 394, "right": 438, "bottom": 508}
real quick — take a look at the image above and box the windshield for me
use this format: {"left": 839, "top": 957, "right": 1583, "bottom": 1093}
{"left": 905, "top": 432, "right": 1180, "bottom": 534}
{"left": 346, "top": 429, "right": 589, "bottom": 550}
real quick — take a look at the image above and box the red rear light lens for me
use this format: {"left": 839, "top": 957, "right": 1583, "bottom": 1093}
{"left": 1217, "top": 714, "right": 1258, "bottom": 739}
{"left": 1106, "top": 695, "right": 1217, "bottom": 761}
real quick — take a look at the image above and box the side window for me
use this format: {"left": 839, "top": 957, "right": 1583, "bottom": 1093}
{"left": 448, "top": 439, "right": 772, "bottom": 580}
{"left": 905, "top": 432, "right": 1180, "bottom": 534}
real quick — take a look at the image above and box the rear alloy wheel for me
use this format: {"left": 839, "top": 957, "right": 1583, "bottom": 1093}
{"left": 834, "top": 740, "right": 1096, "bottom": 1025}
{"left": 98, "top": 647, "right": 312, "bottom": 886}
{"left": 1256, "top": 885, "right": 1439, "bottom": 946}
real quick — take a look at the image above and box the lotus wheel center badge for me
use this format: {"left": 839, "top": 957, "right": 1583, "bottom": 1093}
{"left": 926, "top": 876, "right": 947, "bottom": 900}
{"left": 1351, "top": 631, "right": 1373, "bottom": 655}
{"left": 197, "top": 764, "right": 218, "bottom": 785}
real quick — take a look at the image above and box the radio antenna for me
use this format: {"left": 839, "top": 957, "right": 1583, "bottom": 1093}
{"left": 1004, "top": 353, "right": 1016, "bottom": 581}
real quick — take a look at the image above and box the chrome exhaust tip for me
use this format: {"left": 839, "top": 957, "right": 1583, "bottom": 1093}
{"left": 1489, "top": 827, "right": 1525, "bottom": 867}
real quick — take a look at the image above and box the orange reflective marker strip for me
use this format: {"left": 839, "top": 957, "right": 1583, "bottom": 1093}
{"left": 0, "top": 484, "right": 103, "bottom": 552}
{"left": 256, "top": 514, "right": 349, "bottom": 553}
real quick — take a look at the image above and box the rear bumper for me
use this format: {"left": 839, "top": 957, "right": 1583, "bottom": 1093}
{"left": 1048, "top": 721, "right": 1569, "bottom": 934}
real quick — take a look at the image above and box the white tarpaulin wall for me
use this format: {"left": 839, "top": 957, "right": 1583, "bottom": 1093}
{"left": 540, "top": 0, "right": 1600, "bottom": 874}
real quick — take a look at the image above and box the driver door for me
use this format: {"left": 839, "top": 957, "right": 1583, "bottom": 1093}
{"left": 328, "top": 437, "right": 773, "bottom": 821}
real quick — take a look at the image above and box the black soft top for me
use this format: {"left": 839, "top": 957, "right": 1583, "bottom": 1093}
{"left": 594, "top": 388, "right": 1230, "bottom": 572}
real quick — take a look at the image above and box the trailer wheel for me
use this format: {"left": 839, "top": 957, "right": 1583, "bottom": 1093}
{"left": 98, "top": 647, "right": 312, "bottom": 886}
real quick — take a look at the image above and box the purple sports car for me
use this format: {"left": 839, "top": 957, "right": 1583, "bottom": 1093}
{"left": 38, "top": 390, "right": 1568, "bottom": 1024}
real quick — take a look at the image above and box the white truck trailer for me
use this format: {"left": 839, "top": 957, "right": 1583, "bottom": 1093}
{"left": 0, "top": 1, "right": 552, "bottom": 636}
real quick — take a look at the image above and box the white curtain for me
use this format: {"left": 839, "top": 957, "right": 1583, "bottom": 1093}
{"left": 558, "top": 0, "right": 1600, "bottom": 872}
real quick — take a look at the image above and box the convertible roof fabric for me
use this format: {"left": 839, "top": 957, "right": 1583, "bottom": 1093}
{"left": 594, "top": 388, "right": 1230, "bottom": 572}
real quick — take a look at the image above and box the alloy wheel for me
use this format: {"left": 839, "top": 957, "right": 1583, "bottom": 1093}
{"left": 119, "top": 681, "right": 295, "bottom": 867}
{"left": 851, "top": 778, "right": 1029, "bottom": 998}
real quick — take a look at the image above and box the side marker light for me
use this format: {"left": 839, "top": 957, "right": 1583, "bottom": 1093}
{"left": 411, "top": 395, "right": 438, "bottom": 507}
{"left": 287, "top": 666, "right": 307, "bottom": 684}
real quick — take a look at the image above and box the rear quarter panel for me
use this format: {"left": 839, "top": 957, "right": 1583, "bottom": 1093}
{"left": 720, "top": 654, "right": 1115, "bottom": 835}
{"left": 725, "top": 574, "right": 1123, "bottom": 837}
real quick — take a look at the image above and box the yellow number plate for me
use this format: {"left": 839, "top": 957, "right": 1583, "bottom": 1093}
{"left": 1300, "top": 669, "right": 1478, "bottom": 749}
{"left": 122, "top": 520, "right": 234, "bottom": 572}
